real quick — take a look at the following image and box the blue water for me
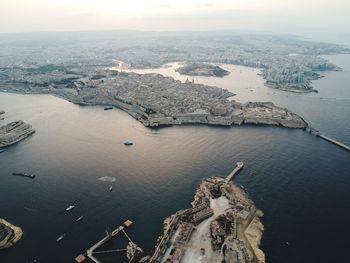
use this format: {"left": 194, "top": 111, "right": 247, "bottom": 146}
{"left": 0, "top": 55, "right": 350, "bottom": 263}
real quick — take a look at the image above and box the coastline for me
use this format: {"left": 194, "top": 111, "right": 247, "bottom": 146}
{"left": 0, "top": 218, "right": 23, "bottom": 250}
{"left": 0, "top": 90, "right": 308, "bottom": 131}
{"left": 145, "top": 175, "right": 265, "bottom": 263}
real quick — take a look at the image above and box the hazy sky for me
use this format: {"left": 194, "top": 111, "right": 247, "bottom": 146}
{"left": 1, "top": 0, "right": 349, "bottom": 37}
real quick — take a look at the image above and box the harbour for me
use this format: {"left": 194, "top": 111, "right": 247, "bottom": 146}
{"left": 0, "top": 53, "right": 350, "bottom": 263}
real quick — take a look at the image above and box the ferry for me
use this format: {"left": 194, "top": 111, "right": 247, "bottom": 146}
{"left": 66, "top": 205, "right": 75, "bottom": 211}
{"left": 12, "top": 172, "right": 35, "bottom": 179}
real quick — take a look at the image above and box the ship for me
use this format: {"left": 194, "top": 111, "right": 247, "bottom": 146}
{"left": 76, "top": 216, "right": 84, "bottom": 222}
{"left": 66, "top": 205, "right": 75, "bottom": 211}
{"left": 109, "top": 186, "right": 113, "bottom": 192}
{"left": 12, "top": 172, "right": 35, "bottom": 179}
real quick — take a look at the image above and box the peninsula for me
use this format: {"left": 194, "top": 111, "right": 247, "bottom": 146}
{"left": 0, "top": 71, "right": 308, "bottom": 130}
{"left": 176, "top": 63, "right": 230, "bottom": 77}
{"left": 141, "top": 162, "right": 264, "bottom": 263}
{"left": 0, "top": 218, "right": 23, "bottom": 250}
{"left": 0, "top": 113, "right": 36, "bottom": 148}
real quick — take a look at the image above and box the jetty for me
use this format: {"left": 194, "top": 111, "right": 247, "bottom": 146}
{"left": 225, "top": 161, "right": 244, "bottom": 182}
{"left": 75, "top": 220, "right": 139, "bottom": 263}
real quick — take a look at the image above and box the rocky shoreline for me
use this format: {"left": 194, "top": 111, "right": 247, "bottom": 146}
{"left": 0, "top": 68, "right": 309, "bottom": 131}
{"left": 0, "top": 219, "right": 23, "bottom": 250}
{"left": 3, "top": 70, "right": 308, "bottom": 130}
{"left": 0, "top": 112, "right": 36, "bottom": 148}
{"left": 143, "top": 175, "right": 264, "bottom": 263}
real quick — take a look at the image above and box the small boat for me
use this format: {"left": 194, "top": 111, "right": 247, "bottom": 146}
{"left": 56, "top": 235, "right": 65, "bottom": 242}
{"left": 66, "top": 205, "right": 75, "bottom": 211}
{"left": 76, "top": 216, "right": 84, "bottom": 222}
{"left": 123, "top": 140, "right": 133, "bottom": 146}
{"left": 109, "top": 186, "right": 113, "bottom": 192}
{"left": 12, "top": 172, "right": 35, "bottom": 179}
{"left": 104, "top": 106, "right": 113, "bottom": 111}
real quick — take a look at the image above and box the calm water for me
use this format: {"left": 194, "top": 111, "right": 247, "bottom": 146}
{"left": 1, "top": 55, "right": 350, "bottom": 263}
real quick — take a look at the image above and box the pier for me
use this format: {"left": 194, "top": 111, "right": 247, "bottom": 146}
{"left": 225, "top": 161, "right": 244, "bottom": 182}
{"left": 75, "top": 220, "right": 135, "bottom": 263}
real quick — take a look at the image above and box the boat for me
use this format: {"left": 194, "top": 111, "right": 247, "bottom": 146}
{"left": 0, "top": 149, "right": 5, "bottom": 154}
{"left": 104, "top": 106, "right": 113, "bottom": 111}
{"left": 12, "top": 172, "right": 35, "bottom": 179}
{"left": 123, "top": 140, "right": 133, "bottom": 146}
{"left": 66, "top": 205, "right": 75, "bottom": 211}
{"left": 56, "top": 235, "right": 65, "bottom": 242}
{"left": 76, "top": 216, "right": 84, "bottom": 222}
{"left": 109, "top": 186, "right": 113, "bottom": 192}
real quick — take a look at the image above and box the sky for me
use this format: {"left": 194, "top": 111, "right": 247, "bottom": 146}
{"left": 0, "top": 0, "right": 349, "bottom": 41}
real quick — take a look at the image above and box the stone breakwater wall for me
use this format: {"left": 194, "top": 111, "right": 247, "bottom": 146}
{"left": 56, "top": 91, "right": 308, "bottom": 130}
{"left": 0, "top": 219, "right": 23, "bottom": 249}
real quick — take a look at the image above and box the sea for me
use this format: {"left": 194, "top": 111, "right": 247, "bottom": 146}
{"left": 1, "top": 52, "right": 350, "bottom": 263}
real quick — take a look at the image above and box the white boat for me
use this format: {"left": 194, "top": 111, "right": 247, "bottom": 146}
{"left": 123, "top": 140, "right": 133, "bottom": 146}
{"left": 66, "top": 205, "right": 75, "bottom": 211}
{"left": 76, "top": 216, "right": 84, "bottom": 222}
{"left": 56, "top": 235, "right": 64, "bottom": 242}
{"left": 109, "top": 186, "right": 113, "bottom": 192}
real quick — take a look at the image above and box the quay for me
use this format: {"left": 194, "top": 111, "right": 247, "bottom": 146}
{"left": 75, "top": 220, "right": 134, "bottom": 263}
{"left": 225, "top": 161, "right": 244, "bottom": 182}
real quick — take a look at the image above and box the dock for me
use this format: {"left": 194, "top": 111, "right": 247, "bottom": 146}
{"left": 75, "top": 220, "right": 134, "bottom": 263}
{"left": 225, "top": 161, "right": 244, "bottom": 182}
